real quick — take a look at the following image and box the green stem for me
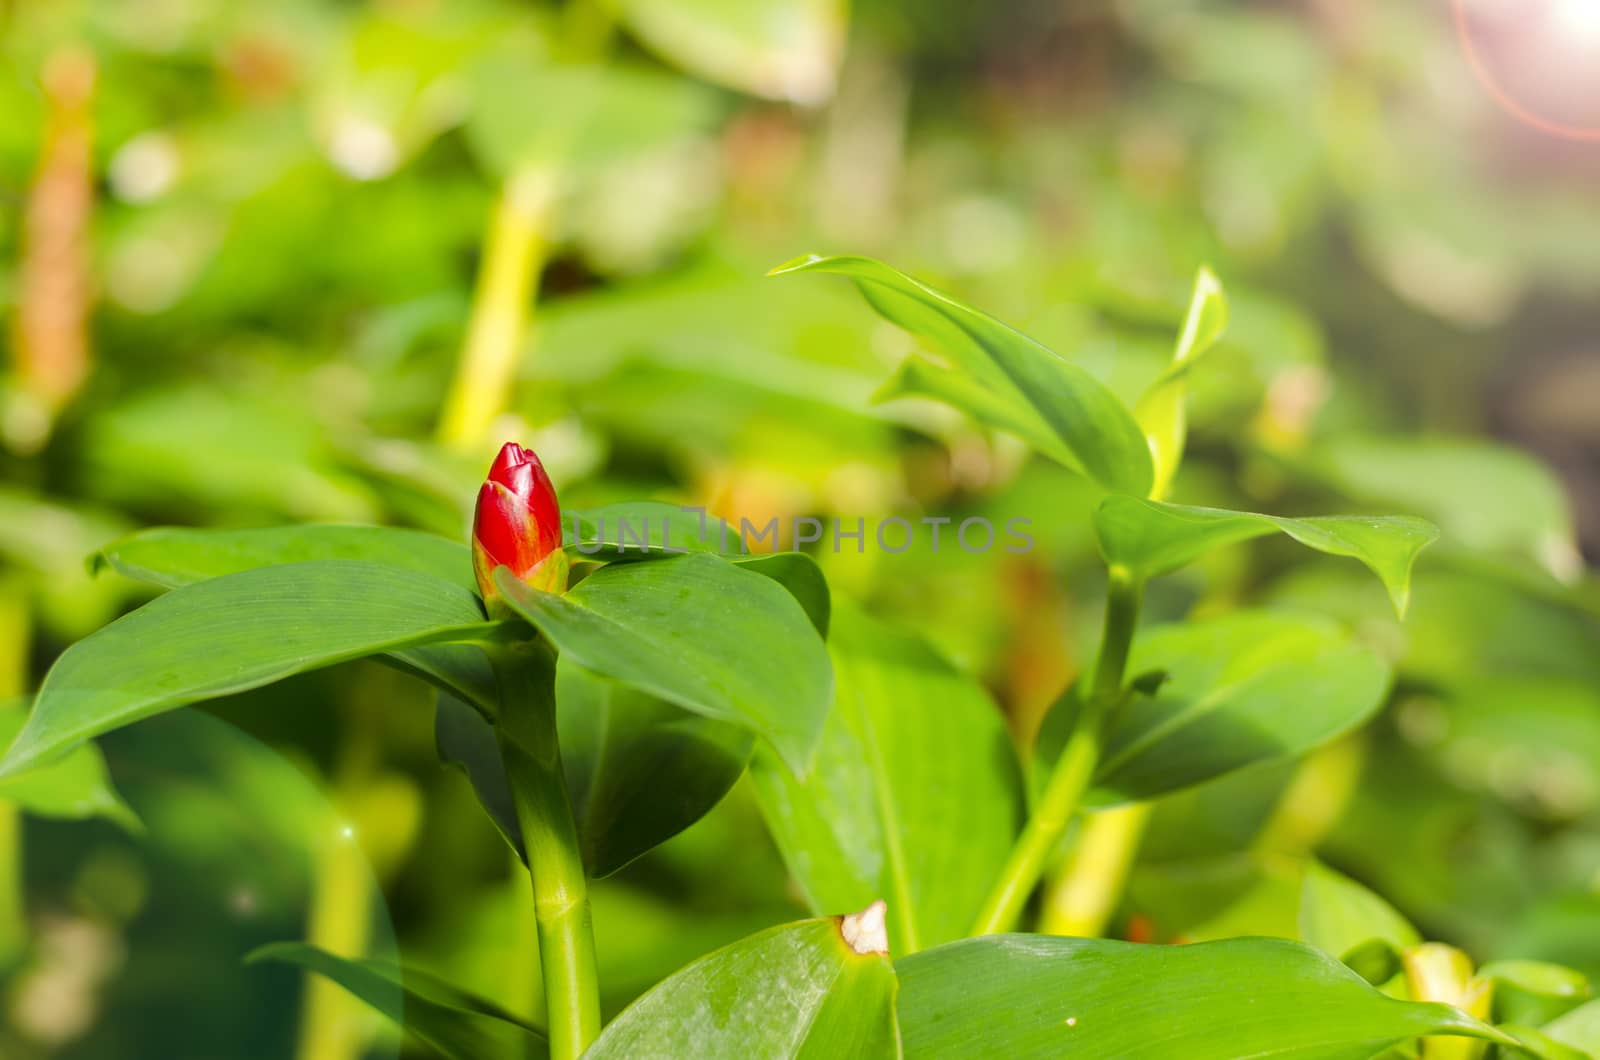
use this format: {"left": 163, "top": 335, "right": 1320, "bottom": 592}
{"left": 0, "top": 576, "right": 29, "bottom": 967}
{"left": 493, "top": 642, "right": 600, "bottom": 1060}
{"left": 296, "top": 701, "right": 383, "bottom": 1060}
{"left": 971, "top": 568, "right": 1141, "bottom": 936}
{"left": 295, "top": 817, "right": 373, "bottom": 1060}
{"left": 436, "top": 169, "right": 556, "bottom": 450}
{"left": 1038, "top": 802, "right": 1151, "bottom": 938}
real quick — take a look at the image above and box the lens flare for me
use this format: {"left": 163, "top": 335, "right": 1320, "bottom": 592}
{"left": 1454, "top": 0, "right": 1600, "bottom": 140}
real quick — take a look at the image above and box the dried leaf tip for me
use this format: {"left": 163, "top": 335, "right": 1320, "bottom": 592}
{"left": 840, "top": 899, "right": 889, "bottom": 956}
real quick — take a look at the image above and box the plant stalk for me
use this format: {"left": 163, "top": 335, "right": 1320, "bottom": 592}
{"left": 971, "top": 568, "right": 1141, "bottom": 936}
{"left": 1038, "top": 802, "right": 1151, "bottom": 938}
{"left": 0, "top": 576, "right": 31, "bottom": 967}
{"left": 436, "top": 169, "right": 556, "bottom": 450}
{"left": 493, "top": 642, "right": 600, "bottom": 1060}
{"left": 296, "top": 699, "right": 386, "bottom": 1060}
{"left": 295, "top": 816, "right": 374, "bottom": 1060}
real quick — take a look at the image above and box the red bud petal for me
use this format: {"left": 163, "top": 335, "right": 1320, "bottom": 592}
{"left": 472, "top": 443, "right": 565, "bottom": 605}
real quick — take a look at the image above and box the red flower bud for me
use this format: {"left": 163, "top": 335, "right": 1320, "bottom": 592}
{"left": 472, "top": 442, "right": 568, "bottom": 608}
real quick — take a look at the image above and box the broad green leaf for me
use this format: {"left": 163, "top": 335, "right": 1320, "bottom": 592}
{"left": 1095, "top": 495, "right": 1439, "bottom": 615}
{"left": 1477, "top": 961, "right": 1591, "bottom": 1002}
{"left": 564, "top": 507, "right": 829, "bottom": 631}
{"left": 1300, "top": 861, "right": 1422, "bottom": 962}
{"left": 1035, "top": 612, "right": 1391, "bottom": 807}
{"left": 1134, "top": 266, "right": 1229, "bottom": 499}
{"left": 1496, "top": 1026, "right": 1592, "bottom": 1060}
{"left": 494, "top": 553, "right": 831, "bottom": 774}
{"left": 1543, "top": 999, "right": 1600, "bottom": 1054}
{"left": 557, "top": 661, "right": 752, "bottom": 877}
{"left": 732, "top": 552, "right": 831, "bottom": 637}
{"left": 466, "top": 62, "right": 714, "bottom": 181}
{"left": 93, "top": 525, "right": 498, "bottom": 713}
{"left": 249, "top": 943, "right": 547, "bottom": 1060}
{"left": 877, "top": 354, "right": 1068, "bottom": 457}
{"left": 1424, "top": 676, "right": 1600, "bottom": 819}
{"left": 82, "top": 384, "right": 377, "bottom": 522}
{"left": 0, "top": 708, "right": 138, "bottom": 829}
{"left": 617, "top": 0, "right": 845, "bottom": 104}
{"left": 95, "top": 524, "right": 474, "bottom": 592}
{"left": 0, "top": 561, "right": 495, "bottom": 778}
{"left": 565, "top": 502, "right": 745, "bottom": 559}
{"left": 1125, "top": 851, "right": 1305, "bottom": 944}
{"left": 1317, "top": 436, "right": 1580, "bottom": 579}
{"left": 586, "top": 907, "right": 900, "bottom": 1058}
{"left": 435, "top": 692, "right": 522, "bottom": 859}
{"left": 751, "top": 603, "right": 1023, "bottom": 954}
{"left": 771, "top": 255, "right": 1154, "bottom": 496}
{"left": 437, "top": 666, "right": 754, "bottom": 878}
{"left": 895, "top": 935, "right": 1514, "bottom": 1058}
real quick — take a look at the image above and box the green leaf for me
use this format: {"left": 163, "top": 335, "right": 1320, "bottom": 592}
{"left": 1317, "top": 436, "right": 1580, "bottom": 578}
{"left": 0, "top": 561, "right": 495, "bottom": 778}
{"left": 731, "top": 552, "right": 831, "bottom": 637}
{"left": 95, "top": 523, "right": 474, "bottom": 592}
{"left": 1543, "top": 999, "right": 1600, "bottom": 1054}
{"left": 1134, "top": 266, "right": 1229, "bottom": 499}
{"left": 0, "top": 707, "right": 138, "bottom": 830}
{"left": 751, "top": 603, "right": 1023, "bottom": 954}
{"left": 564, "top": 502, "right": 746, "bottom": 559}
{"left": 1095, "top": 495, "right": 1439, "bottom": 615}
{"left": 617, "top": 0, "right": 846, "bottom": 104}
{"left": 557, "top": 661, "right": 752, "bottom": 877}
{"left": 466, "top": 62, "right": 714, "bottom": 181}
{"left": 1496, "top": 1025, "right": 1593, "bottom": 1060}
{"left": 435, "top": 692, "right": 522, "bottom": 859}
{"left": 586, "top": 907, "right": 900, "bottom": 1058}
{"left": 564, "top": 506, "right": 829, "bottom": 632}
{"left": 436, "top": 668, "right": 754, "bottom": 878}
{"left": 895, "top": 935, "right": 1515, "bottom": 1058}
{"left": 494, "top": 553, "right": 831, "bottom": 774}
{"left": 1477, "top": 961, "right": 1592, "bottom": 1002}
{"left": 249, "top": 943, "right": 547, "bottom": 1060}
{"left": 93, "top": 524, "right": 500, "bottom": 714}
{"left": 772, "top": 255, "right": 1154, "bottom": 496}
{"left": 1300, "top": 861, "right": 1422, "bottom": 962}
{"left": 1035, "top": 612, "right": 1391, "bottom": 807}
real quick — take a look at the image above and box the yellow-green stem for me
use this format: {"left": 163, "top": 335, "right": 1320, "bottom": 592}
{"left": 493, "top": 642, "right": 600, "bottom": 1060}
{"left": 0, "top": 575, "right": 32, "bottom": 966}
{"left": 1251, "top": 733, "right": 1366, "bottom": 856}
{"left": 437, "top": 168, "right": 556, "bottom": 450}
{"left": 296, "top": 698, "right": 384, "bottom": 1060}
{"left": 971, "top": 569, "right": 1142, "bottom": 936}
{"left": 1039, "top": 802, "right": 1152, "bottom": 938}
{"left": 295, "top": 818, "right": 374, "bottom": 1060}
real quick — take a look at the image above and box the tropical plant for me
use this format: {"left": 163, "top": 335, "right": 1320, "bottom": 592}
{"left": 4, "top": 258, "right": 1594, "bottom": 1058}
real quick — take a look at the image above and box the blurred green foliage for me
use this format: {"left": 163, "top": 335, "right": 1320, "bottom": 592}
{"left": 1, "top": 0, "right": 1597, "bottom": 1056}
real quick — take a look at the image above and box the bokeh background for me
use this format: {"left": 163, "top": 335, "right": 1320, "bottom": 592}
{"left": 1, "top": 0, "right": 1598, "bottom": 1057}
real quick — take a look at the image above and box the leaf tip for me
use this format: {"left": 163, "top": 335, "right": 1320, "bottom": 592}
{"left": 839, "top": 899, "right": 890, "bottom": 956}
{"left": 1387, "top": 518, "right": 1441, "bottom": 620}
{"left": 766, "top": 253, "right": 827, "bottom": 278}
